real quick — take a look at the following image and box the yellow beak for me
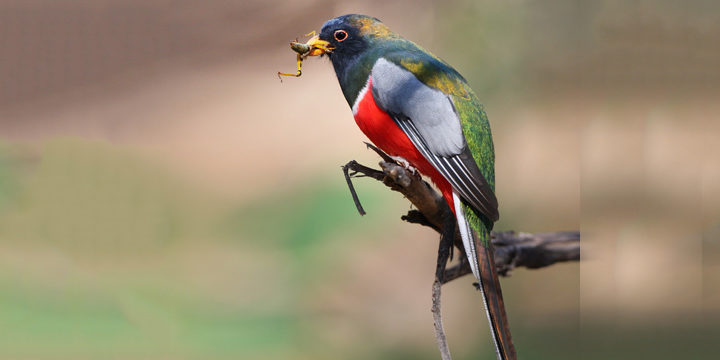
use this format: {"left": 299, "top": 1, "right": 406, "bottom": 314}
{"left": 305, "top": 35, "right": 333, "bottom": 56}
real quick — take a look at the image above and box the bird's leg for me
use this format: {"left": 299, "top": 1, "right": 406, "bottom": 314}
{"left": 389, "top": 155, "right": 417, "bottom": 175}
{"left": 435, "top": 213, "right": 457, "bottom": 282}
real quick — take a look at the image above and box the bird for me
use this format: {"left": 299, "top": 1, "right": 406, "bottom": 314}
{"left": 301, "top": 14, "right": 516, "bottom": 359}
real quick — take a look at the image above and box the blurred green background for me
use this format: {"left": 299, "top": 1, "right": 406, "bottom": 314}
{"left": 1, "top": 0, "right": 719, "bottom": 359}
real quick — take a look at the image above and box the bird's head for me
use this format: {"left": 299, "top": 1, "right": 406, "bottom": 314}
{"left": 298, "top": 14, "right": 402, "bottom": 104}
{"left": 303, "top": 15, "right": 396, "bottom": 63}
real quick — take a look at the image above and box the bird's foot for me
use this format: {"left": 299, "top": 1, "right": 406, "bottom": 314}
{"left": 390, "top": 155, "right": 417, "bottom": 175}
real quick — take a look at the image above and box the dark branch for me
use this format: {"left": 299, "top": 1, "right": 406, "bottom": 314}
{"left": 432, "top": 279, "right": 452, "bottom": 360}
{"left": 342, "top": 158, "right": 579, "bottom": 279}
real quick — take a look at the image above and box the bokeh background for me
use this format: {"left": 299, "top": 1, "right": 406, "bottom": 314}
{"left": 1, "top": 0, "right": 719, "bottom": 359}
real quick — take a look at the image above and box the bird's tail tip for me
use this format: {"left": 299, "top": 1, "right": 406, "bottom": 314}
{"left": 476, "top": 242, "right": 517, "bottom": 360}
{"left": 453, "top": 192, "right": 516, "bottom": 359}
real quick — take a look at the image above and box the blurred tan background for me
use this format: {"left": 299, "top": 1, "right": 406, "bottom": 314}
{"left": 1, "top": 0, "right": 719, "bottom": 359}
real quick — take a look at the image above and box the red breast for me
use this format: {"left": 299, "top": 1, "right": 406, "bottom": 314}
{"left": 352, "top": 77, "right": 455, "bottom": 212}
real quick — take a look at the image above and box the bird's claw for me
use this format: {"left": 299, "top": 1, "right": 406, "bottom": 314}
{"left": 390, "top": 156, "right": 417, "bottom": 175}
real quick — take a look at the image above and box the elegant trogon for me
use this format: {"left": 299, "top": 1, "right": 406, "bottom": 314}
{"left": 302, "top": 14, "right": 516, "bottom": 360}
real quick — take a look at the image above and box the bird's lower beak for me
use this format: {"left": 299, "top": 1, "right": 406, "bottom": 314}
{"left": 305, "top": 35, "right": 333, "bottom": 56}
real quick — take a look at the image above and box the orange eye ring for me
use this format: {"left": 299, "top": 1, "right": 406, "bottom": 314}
{"left": 334, "top": 30, "right": 348, "bottom": 42}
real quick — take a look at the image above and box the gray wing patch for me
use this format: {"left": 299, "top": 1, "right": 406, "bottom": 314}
{"left": 371, "top": 57, "right": 499, "bottom": 222}
{"left": 396, "top": 118, "right": 499, "bottom": 221}
{"left": 371, "top": 58, "right": 464, "bottom": 157}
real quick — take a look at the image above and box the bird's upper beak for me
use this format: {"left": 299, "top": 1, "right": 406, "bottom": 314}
{"left": 304, "top": 35, "right": 333, "bottom": 56}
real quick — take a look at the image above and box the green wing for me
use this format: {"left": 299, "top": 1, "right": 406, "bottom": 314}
{"left": 380, "top": 49, "right": 497, "bottom": 233}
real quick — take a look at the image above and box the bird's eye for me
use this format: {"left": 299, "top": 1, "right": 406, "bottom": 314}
{"left": 334, "top": 30, "right": 348, "bottom": 42}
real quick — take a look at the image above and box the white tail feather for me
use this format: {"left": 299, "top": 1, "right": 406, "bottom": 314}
{"left": 453, "top": 192, "right": 480, "bottom": 279}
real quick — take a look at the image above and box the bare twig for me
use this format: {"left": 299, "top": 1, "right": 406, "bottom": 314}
{"left": 342, "top": 161, "right": 367, "bottom": 216}
{"left": 492, "top": 231, "right": 580, "bottom": 275}
{"left": 432, "top": 279, "right": 452, "bottom": 360}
